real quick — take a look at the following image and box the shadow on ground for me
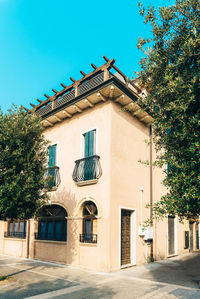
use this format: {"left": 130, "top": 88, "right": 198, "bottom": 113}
{"left": 123, "top": 252, "right": 200, "bottom": 290}
{"left": 0, "top": 276, "right": 116, "bottom": 299}
{"left": 0, "top": 261, "right": 116, "bottom": 299}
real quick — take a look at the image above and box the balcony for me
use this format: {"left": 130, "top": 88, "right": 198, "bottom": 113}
{"left": 35, "top": 72, "right": 105, "bottom": 118}
{"left": 72, "top": 155, "right": 102, "bottom": 185}
{"left": 4, "top": 232, "right": 26, "bottom": 239}
{"left": 35, "top": 232, "right": 66, "bottom": 242}
{"left": 47, "top": 166, "right": 61, "bottom": 188}
{"left": 80, "top": 234, "right": 97, "bottom": 244}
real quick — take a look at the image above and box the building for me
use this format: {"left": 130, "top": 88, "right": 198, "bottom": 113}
{"left": 0, "top": 57, "right": 199, "bottom": 271}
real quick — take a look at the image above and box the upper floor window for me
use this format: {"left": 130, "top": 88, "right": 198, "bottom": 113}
{"left": 72, "top": 129, "right": 102, "bottom": 184}
{"left": 49, "top": 144, "right": 57, "bottom": 167}
{"left": 48, "top": 144, "right": 61, "bottom": 188}
{"left": 83, "top": 130, "right": 96, "bottom": 158}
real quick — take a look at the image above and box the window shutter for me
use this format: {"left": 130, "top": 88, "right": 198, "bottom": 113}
{"left": 84, "top": 132, "right": 90, "bottom": 158}
{"left": 89, "top": 130, "right": 94, "bottom": 157}
{"left": 84, "top": 130, "right": 95, "bottom": 158}
{"left": 49, "top": 145, "right": 56, "bottom": 167}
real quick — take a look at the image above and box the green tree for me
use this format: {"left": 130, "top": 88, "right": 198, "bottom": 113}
{"left": 0, "top": 106, "right": 50, "bottom": 220}
{"left": 137, "top": 0, "right": 200, "bottom": 219}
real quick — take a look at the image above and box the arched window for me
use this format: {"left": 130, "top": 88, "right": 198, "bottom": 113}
{"left": 36, "top": 205, "right": 67, "bottom": 241}
{"left": 80, "top": 201, "right": 98, "bottom": 243}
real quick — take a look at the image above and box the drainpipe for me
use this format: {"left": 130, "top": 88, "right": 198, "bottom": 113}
{"left": 149, "top": 125, "right": 154, "bottom": 262}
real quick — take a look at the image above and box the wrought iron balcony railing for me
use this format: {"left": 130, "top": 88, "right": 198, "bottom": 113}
{"left": 47, "top": 166, "right": 61, "bottom": 188}
{"left": 72, "top": 155, "right": 102, "bottom": 183}
{"left": 4, "top": 232, "right": 26, "bottom": 239}
{"left": 35, "top": 232, "right": 66, "bottom": 242}
{"left": 80, "top": 234, "right": 97, "bottom": 244}
{"left": 35, "top": 72, "right": 105, "bottom": 118}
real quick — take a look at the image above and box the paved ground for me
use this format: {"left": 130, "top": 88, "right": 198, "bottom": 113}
{"left": 0, "top": 253, "right": 200, "bottom": 298}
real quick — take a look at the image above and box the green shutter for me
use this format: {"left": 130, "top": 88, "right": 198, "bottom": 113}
{"left": 84, "top": 132, "right": 90, "bottom": 158}
{"left": 84, "top": 130, "right": 95, "bottom": 157}
{"left": 89, "top": 130, "right": 94, "bottom": 157}
{"left": 49, "top": 145, "right": 56, "bottom": 167}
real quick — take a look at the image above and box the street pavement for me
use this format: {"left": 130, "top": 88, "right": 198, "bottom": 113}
{"left": 0, "top": 253, "right": 200, "bottom": 298}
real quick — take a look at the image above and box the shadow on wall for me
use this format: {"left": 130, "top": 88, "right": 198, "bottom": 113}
{"left": 49, "top": 186, "right": 80, "bottom": 265}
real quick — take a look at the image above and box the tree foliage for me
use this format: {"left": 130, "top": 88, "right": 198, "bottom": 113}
{"left": 0, "top": 106, "right": 50, "bottom": 220}
{"left": 137, "top": 0, "right": 200, "bottom": 218}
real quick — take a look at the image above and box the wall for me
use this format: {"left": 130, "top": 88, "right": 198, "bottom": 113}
{"left": 0, "top": 221, "right": 27, "bottom": 257}
{"left": 109, "top": 102, "right": 151, "bottom": 270}
{"left": 34, "top": 241, "right": 67, "bottom": 263}
{"left": 37, "top": 101, "right": 112, "bottom": 271}
{"left": 0, "top": 99, "right": 191, "bottom": 270}
{"left": 109, "top": 102, "right": 188, "bottom": 271}
{"left": 0, "top": 221, "right": 5, "bottom": 254}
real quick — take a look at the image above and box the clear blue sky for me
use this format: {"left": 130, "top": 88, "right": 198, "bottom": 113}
{"left": 0, "top": 0, "right": 172, "bottom": 112}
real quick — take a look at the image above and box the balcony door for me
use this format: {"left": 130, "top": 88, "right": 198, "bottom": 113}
{"left": 83, "top": 130, "right": 96, "bottom": 180}
{"left": 48, "top": 144, "right": 57, "bottom": 187}
{"left": 49, "top": 144, "right": 57, "bottom": 167}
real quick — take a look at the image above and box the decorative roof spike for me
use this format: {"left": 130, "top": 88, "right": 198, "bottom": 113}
{"left": 44, "top": 94, "right": 50, "bottom": 98}
{"left": 30, "top": 103, "right": 35, "bottom": 108}
{"left": 80, "top": 70, "right": 86, "bottom": 77}
{"left": 60, "top": 83, "right": 67, "bottom": 88}
{"left": 22, "top": 106, "right": 29, "bottom": 112}
{"left": 91, "top": 63, "right": 97, "bottom": 70}
{"left": 37, "top": 99, "right": 42, "bottom": 103}
{"left": 70, "top": 77, "right": 76, "bottom": 83}
{"left": 52, "top": 89, "right": 58, "bottom": 94}
{"left": 103, "top": 55, "right": 109, "bottom": 62}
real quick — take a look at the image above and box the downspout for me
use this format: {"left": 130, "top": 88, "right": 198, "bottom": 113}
{"left": 149, "top": 125, "right": 154, "bottom": 262}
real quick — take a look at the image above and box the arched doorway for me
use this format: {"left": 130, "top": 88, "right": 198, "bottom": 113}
{"left": 36, "top": 204, "right": 67, "bottom": 241}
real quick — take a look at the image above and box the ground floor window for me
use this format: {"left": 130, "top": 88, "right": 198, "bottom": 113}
{"left": 35, "top": 205, "right": 67, "bottom": 242}
{"left": 80, "top": 201, "right": 98, "bottom": 243}
{"left": 5, "top": 220, "right": 26, "bottom": 239}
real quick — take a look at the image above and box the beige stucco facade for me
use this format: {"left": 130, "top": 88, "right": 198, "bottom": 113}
{"left": 0, "top": 60, "right": 198, "bottom": 271}
{"left": 0, "top": 100, "right": 196, "bottom": 271}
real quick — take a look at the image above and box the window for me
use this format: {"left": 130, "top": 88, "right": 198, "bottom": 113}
{"left": 36, "top": 205, "right": 67, "bottom": 241}
{"left": 49, "top": 144, "right": 57, "bottom": 168}
{"left": 80, "top": 201, "right": 98, "bottom": 243}
{"left": 48, "top": 144, "right": 60, "bottom": 187}
{"left": 83, "top": 130, "right": 96, "bottom": 180}
{"left": 6, "top": 220, "right": 26, "bottom": 238}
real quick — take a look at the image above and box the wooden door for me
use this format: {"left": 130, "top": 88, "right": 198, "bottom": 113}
{"left": 168, "top": 216, "right": 175, "bottom": 255}
{"left": 121, "top": 210, "right": 131, "bottom": 266}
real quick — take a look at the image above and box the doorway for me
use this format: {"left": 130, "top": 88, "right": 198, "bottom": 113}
{"left": 189, "top": 222, "right": 194, "bottom": 251}
{"left": 120, "top": 209, "right": 136, "bottom": 267}
{"left": 168, "top": 216, "right": 176, "bottom": 256}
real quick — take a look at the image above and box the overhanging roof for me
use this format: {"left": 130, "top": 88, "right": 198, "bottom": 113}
{"left": 25, "top": 56, "right": 153, "bottom": 127}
